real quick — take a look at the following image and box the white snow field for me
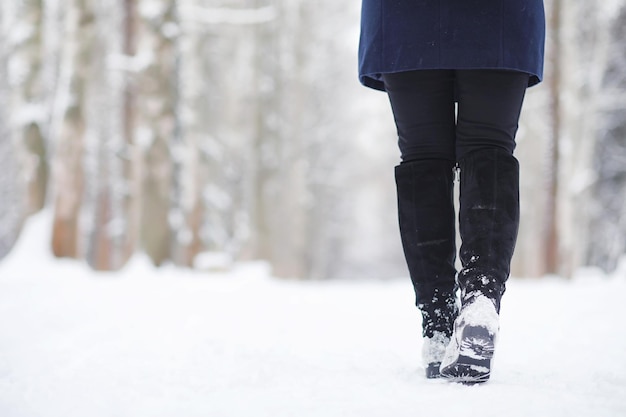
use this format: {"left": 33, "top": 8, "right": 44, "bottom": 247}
{"left": 1, "top": 214, "right": 625, "bottom": 417}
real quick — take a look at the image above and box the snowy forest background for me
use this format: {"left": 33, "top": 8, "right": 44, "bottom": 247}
{"left": 0, "top": 0, "right": 625, "bottom": 280}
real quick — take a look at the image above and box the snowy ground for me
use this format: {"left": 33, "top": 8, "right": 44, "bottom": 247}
{"left": 1, "top": 214, "right": 625, "bottom": 417}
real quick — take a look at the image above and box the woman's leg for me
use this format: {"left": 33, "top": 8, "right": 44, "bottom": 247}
{"left": 383, "top": 70, "right": 456, "bottom": 163}
{"left": 455, "top": 69, "right": 528, "bottom": 306}
{"left": 440, "top": 69, "right": 529, "bottom": 382}
{"left": 382, "top": 70, "right": 459, "bottom": 378}
{"left": 455, "top": 69, "right": 529, "bottom": 160}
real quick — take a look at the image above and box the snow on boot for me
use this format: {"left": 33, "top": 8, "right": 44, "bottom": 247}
{"left": 423, "top": 331, "right": 451, "bottom": 379}
{"left": 419, "top": 289, "right": 459, "bottom": 378}
{"left": 439, "top": 294, "right": 499, "bottom": 383}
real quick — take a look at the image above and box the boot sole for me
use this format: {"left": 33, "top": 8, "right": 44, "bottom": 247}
{"left": 425, "top": 362, "right": 442, "bottom": 379}
{"left": 440, "top": 325, "right": 495, "bottom": 383}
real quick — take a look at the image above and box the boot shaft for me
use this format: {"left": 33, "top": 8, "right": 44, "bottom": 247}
{"left": 457, "top": 148, "right": 520, "bottom": 311}
{"left": 395, "top": 159, "right": 459, "bottom": 337}
{"left": 395, "top": 159, "right": 458, "bottom": 293}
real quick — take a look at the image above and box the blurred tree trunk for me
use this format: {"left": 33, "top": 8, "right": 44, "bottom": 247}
{"left": 0, "top": 4, "right": 26, "bottom": 260}
{"left": 269, "top": 0, "right": 309, "bottom": 278}
{"left": 249, "top": 0, "right": 283, "bottom": 271}
{"left": 179, "top": 0, "right": 272, "bottom": 267}
{"left": 13, "top": 0, "right": 49, "bottom": 214}
{"left": 297, "top": 1, "right": 353, "bottom": 279}
{"left": 558, "top": 0, "right": 614, "bottom": 277}
{"left": 136, "top": 0, "right": 178, "bottom": 265}
{"left": 51, "top": 0, "right": 95, "bottom": 259}
{"left": 85, "top": 0, "right": 126, "bottom": 271}
{"left": 543, "top": 0, "right": 561, "bottom": 276}
{"left": 252, "top": 0, "right": 352, "bottom": 278}
{"left": 119, "top": 0, "right": 141, "bottom": 267}
{"left": 585, "top": 4, "right": 626, "bottom": 273}
{"left": 174, "top": 0, "right": 209, "bottom": 267}
{"left": 541, "top": 0, "right": 623, "bottom": 277}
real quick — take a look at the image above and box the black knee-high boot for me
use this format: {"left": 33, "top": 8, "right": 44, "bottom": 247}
{"left": 395, "top": 159, "right": 459, "bottom": 378}
{"left": 440, "top": 148, "right": 520, "bottom": 383}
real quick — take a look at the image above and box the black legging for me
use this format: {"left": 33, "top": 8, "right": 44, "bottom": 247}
{"left": 382, "top": 70, "right": 529, "bottom": 163}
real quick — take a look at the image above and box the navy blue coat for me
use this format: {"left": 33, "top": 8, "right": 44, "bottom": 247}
{"left": 359, "top": 0, "right": 546, "bottom": 91}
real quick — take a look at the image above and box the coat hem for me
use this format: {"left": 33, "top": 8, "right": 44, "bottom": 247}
{"left": 360, "top": 67, "right": 542, "bottom": 93}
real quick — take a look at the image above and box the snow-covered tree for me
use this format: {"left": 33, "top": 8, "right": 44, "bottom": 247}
{"left": 136, "top": 0, "right": 179, "bottom": 266}
{"left": 514, "top": 0, "right": 626, "bottom": 278}
{"left": 0, "top": 3, "right": 25, "bottom": 260}
{"left": 50, "top": 0, "right": 95, "bottom": 259}
{"left": 586, "top": 3, "right": 626, "bottom": 273}
{"left": 82, "top": 0, "right": 127, "bottom": 270}
{"left": 11, "top": 0, "right": 49, "bottom": 214}
{"left": 118, "top": 0, "right": 141, "bottom": 267}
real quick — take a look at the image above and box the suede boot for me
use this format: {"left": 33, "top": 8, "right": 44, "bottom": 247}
{"left": 395, "top": 159, "right": 459, "bottom": 378}
{"left": 440, "top": 148, "right": 520, "bottom": 383}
